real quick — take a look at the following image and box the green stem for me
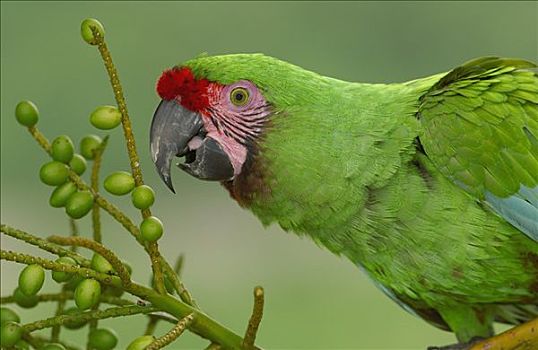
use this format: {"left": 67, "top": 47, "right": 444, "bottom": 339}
{"left": 1, "top": 249, "right": 122, "bottom": 288}
{"left": 146, "top": 313, "right": 194, "bottom": 350}
{"left": 1, "top": 248, "right": 259, "bottom": 349}
{"left": 23, "top": 305, "right": 157, "bottom": 333}
{"left": 0, "top": 224, "right": 90, "bottom": 267}
{"left": 25, "top": 125, "right": 142, "bottom": 241}
{"left": 90, "top": 26, "right": 166, "bottom": 295}
{"left": 69, "top": 218, "right": 79, "bottom": 252}
{"left": 242, "top": 287, "right": 265, "bottom": 350}
{"left": 144, "top": 316, "right": 160, "bottom": 335}
{"left": 25, "top": 126, "right": 196, "bottom": 305}
{"left": 27, "top": 125, "right": 51, "bottom": 154}
{"left": 1, "top": 291, "right": 133, "bottom": 306}
{"left": 51, "top": 287, "right": 66, "bottom": 342}
{"left": 90, "top": 136, "right": 109, "bottom": 243}
{"left": 162, "top": 258, "right": 197, "bottom": 308}
{"left": 47, "top": 235, "right": 131, "bottom": 287}
{"left": 29, "top": 335, "right": 81, "bottom": 350}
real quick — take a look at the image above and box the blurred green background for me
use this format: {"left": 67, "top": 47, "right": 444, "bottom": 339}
{"left": 1, "top": 1, "right": 537, "bottom": 349}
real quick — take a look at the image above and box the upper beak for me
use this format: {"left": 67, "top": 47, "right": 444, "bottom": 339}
{"left": 150, "top": 99, "right": 234, "bottom": 192}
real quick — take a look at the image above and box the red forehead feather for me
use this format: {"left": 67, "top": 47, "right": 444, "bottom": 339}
{"left": 156, "top": 67, "right": 210, "bottom": 111}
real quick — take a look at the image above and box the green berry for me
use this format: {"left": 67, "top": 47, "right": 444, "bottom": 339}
{"left": 51, "top": 256, "right": 77, "bottom": 283}
{"left": 13, "top": 287, "right": 38, "bottom": 308}
{"left": 49, "top": 182, "right": 77, "bottom": 208}
{"left": 126, "top": 335, "right": 156, "bottom": 350}
{"left": 81, "top": 18, "right": 105, "bottom": 45}
{"left": 131, "top": 185, "right": 155, "bottom": 209}
{"left": 15, "top": 100, "right": 39, "bottom": 127}
{"left": 18, "top": 264, "right": 45, "bottom": 296}
{"left": 103, "top": 285, "right": 124, "bottom": 298}
{"left": 40, "top": 161, "right": 69, "bottom": 186}
{"left": 62, "top": 307, "right": 87, "bottom": 329}
{"left": 65, "top": 190, "right": 94, "bottom": 219}
{"left": 51, "top": 135, "right": 75, "bottom": 163}
{"left": 74, "top": 278, "right": 101, "bottom": 310}
{"left": 0, "top": 321, "right": 23, "bottom": 347}
{"left": 15, "top": 339, "right": 30, "bottom": 350}
{"left": 0, "top": 308, "right": 20, "bottom": 325}
{"left": 90, "top": 106, "right": 122, "bottom": 130}
{"left": 40, "top": 343, "right": 66, "bottom": 350}
{"left": 88, "top": 328, "right": 118, "bottom": 350}
{"left": 64, "top": 274, "right": 84, "bottom": 291}
{"left": 69, "top": 154, "right": 87, "bottom": 175}
{"left": 140, "top": 216, "right": 163, "bottom": 242}
{"left": 80, "top": 135, "right": 102, "bottom": 160}
{"left": 91, "top": 253, "right": 114, "bottom": 274}
{"left": 104, "top": 171, "right": 135, "bottom": 195}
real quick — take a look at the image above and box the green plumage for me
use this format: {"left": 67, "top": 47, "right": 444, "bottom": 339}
{"left": 184, "top": 55, "right": 538, "bottom": 342}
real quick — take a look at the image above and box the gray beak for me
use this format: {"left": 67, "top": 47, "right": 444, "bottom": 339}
{"left": 150, "top": 100, "right": 234, "bottom": 192}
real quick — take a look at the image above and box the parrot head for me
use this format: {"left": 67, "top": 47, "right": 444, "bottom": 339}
{"left": 150, "top": 54, "right": 279, "bottom": 192}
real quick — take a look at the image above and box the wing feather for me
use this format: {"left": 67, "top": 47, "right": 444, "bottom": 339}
{"left": 417, "top": 57, "right": 538, "bottom": 241}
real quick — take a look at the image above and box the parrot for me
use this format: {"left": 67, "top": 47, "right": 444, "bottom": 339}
{"left": 149, "top": 54, "right": 538, "bottom": 348}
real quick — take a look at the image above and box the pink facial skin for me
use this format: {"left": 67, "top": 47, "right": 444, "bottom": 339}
{"left": 199, "top": 80, "right": 271, "bottom": 177}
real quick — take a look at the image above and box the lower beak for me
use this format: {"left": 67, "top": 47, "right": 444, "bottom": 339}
{"left": 150, "top": 100, "right": 234, "bottom": 192}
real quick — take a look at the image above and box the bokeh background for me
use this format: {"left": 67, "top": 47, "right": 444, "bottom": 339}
{"left": 1, "top": 1, "right": 537, "bottom": 349}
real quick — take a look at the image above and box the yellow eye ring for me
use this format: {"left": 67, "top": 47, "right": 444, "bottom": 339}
{"left": 230, "top": 87, "right": 250, "bottom": 106}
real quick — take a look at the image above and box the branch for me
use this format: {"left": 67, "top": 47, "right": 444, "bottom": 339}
{"left": 90, "top": 25, "right": 166, "bottom": 295}
{"left": 146, "top": 313, "right": 194, "bottom": 350}
{"left": 469, "top": 317, "right": 538, "bottom": 350}
{"left": 1, "top": 224, "right": 90, "bottom": 267}
{"left": 90, "top": 135, "right": 109, "bottom": 243}
{"left": 1, "top": 249, "right": 122, "bottom": 288}
{"left": 23, "top": 305, "right": 157, "bottom": 333}
{"left": 242, "top": 286, "right": 265, "bottom": 350}
{"left": 1, "top": 291, "right": 133, "bottom": 306}
{"left": 2, "top": 247, "right": 262, "bottom": 349}
{"left": 47, "top": 235, "right": 131, "bottom": 287}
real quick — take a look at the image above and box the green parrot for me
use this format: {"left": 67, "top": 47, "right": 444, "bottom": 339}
{"left": 149, "top": 55, "right": 538, "bottom": 347}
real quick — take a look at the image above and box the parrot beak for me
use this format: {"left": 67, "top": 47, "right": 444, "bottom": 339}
{"left": 150, "top": 100, "right": 234, "bottom": 192}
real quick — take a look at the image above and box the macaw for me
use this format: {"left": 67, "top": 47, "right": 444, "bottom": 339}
{"left": 149, "top": 55, "right": 538, "bottom": 347}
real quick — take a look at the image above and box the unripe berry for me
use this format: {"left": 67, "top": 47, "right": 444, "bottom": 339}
{"left": 81, "top": 18, "right": 105, "bottom": 45}
{"left": 126, "top": 335, "right": 156, "bottom": 350}
{"left": 51, "top": 256, "right": 77, "bottom": 283}
{"left": 49, "top": 182, "right": 77, "bottom": 208}
{"left": 0, "top": 307, "right": 20, "bottom": 325}
{"left": 15, "top": 100, "right": 39, "bottom": 126}
{"left": 13, "top": 287, "right": 38, "bottom": 308}
{"left": 104, "top": 171, "right": 135, "bottom": 195}
{"left": 64, "top": 274, "right": 84, "bottom": 292}
{"left": 140, "top": 216, "right": 163, "bottom": 242}
{"left": 80, "top": 135, "right": 102, "bottom": 160}
{"left": 51, "top": 135, "right": 75, "bottom": 164}
{"left": 69, "top": 154, "right": 87, "bottom": 175}
{"left": 74, "top": 278, "right": 101, "bottom": 310}
{"left": 0, "top": 321, "right": 23, "bottom": 347}
{"left": 62, "top": 307, "right": 87, "bottom": 329}
{"left": 40, "top": 343, "right": 67, "bottom": 350}
{"left": 40, "top": 161, "right": 69, "bottom": 186}
{"left": 91, "top": 253, "right": 114, "bottom": 274}
{"left": 88, "top": 328, "right": 118, "bottom": 350}
{"left": 131, "top": 185, "right": 155, "bottom": 209}
{"left": 65, "top": 191, "right": 94, "bottom": 219}
{"left": 18, "top": 264, "right": 45, "bottom": 296}
{"left": 90, "top": 106, "right": 122, "bottom": 130}
{"left": 15, "top": 339, "right": 30, "bottom": 349}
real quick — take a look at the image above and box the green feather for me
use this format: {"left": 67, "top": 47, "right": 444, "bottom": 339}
{"left": 180, "top": 54, "right": 538, "bottom": 342}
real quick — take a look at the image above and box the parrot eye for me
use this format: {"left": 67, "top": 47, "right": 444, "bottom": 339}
{"left": 229, "top": 87, "right": 250, "bottom": 106}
